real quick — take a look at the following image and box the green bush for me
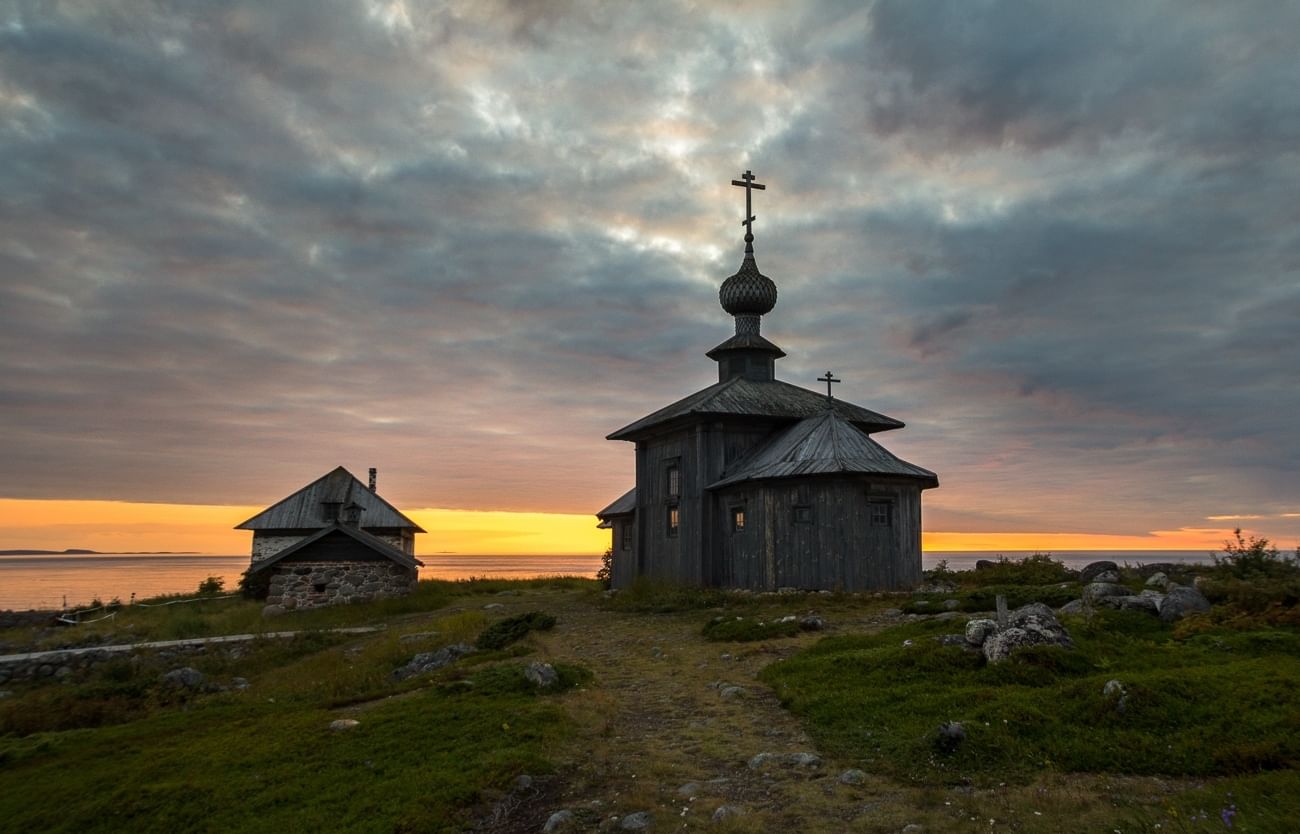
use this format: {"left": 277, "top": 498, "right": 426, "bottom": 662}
{"left": 596, "top": 547, "right": 612, "bottom": 588}
{"left": 474, "top": 611, "right": 557, "bottom": 651}
{"left": 966, "top": 554, "right": 1075, "bottom": 586}
{"left": 195, "top": 576, "right": 225, "bottom": 595}
{"left": 1213, "top": 529, "right": 1300, "bottom": 580}
{"left": 702, "top": 615, "right": 801, "bottom": 642}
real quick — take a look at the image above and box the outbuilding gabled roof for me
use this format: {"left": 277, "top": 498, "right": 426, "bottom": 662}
{"left": 235, "top": 466, "right": 426, "bottom": 532}
{"left": 708, "top": 409, "right": 938, "bottom": 490}
{"left": 596, "top": 487, "right": 636, "bottom": 520}
{"left": 607, "top": 377, "right": 903, "bottom": 441}
{"left": 246, "top": 523, "right": 423, "bottom": 574}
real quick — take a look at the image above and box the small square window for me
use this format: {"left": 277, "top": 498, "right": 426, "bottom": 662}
{"left": 667, "top": 506, "right": 680, "bottom": 537}
{"left": 869, "top": 500, "right": 893, "bottom": 528}
{"left": 666, "top": 465, "right": 681, "bottom": 499}
{"left": 620, "top": 523, "right": 632, "bottom": 551}
{"left": 731, "top": 507, "right": 746, "bottom": 533}
{"left": 793, "top": 505, "right": 813, "bottom": 524}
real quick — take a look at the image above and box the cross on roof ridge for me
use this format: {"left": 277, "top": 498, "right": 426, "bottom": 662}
{"left": 817, "top": 370, "right": 842, "bottom": 402}
{"left": 731, "top": 169, "right": 766, "bottom": 242}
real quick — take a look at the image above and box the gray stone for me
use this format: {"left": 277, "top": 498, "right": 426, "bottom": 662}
{"left": 543, "top": 810, "right": 575, "bottom": 833}
{"left": 934, "top": 611, "right": 962, "bottom": 622}
{"left": 620, "top": 811, "right": 652, "bottom": 830}
{"left": 1082, "top": 582, "right": 1133, "bottom": 604}
{"left": 524, "top": 661, "right": 560, "bottom": 689}
{"left": 1080, "top": 560, "right": 1120, "bottom": 583}
{"left": 261, "top": 604, "right": 287, "bottom": 617}
{"left": 161, "top": 667, "right": 206, "bottom": 690}
{"left": 483, "top": 603, "right": 504, "bottom": 610}
{"left": 329, "top": 718, "right": 360, "bottom": 731}
{"left": 902, "top": 826, "right": 925, "bottom": 834}
{"left": 513, "top": 774, "right": 533, "bottom": 790}
{"left": 965, "top": 618, "right": 998, "bottom": 646}
{"left": 942, "top": 598, "right": 961, "bottom": 611}
{"left": 719, "top": 685, "right": 746, "bottom": 700}
{"left": 393, "top": 643, "right": 475, "bottom": 680}
{"left": 230, "top": 677, "right": 250, "bottom": 691}
{"left": 882, "top": 608, "right": 903, "bottom": 617}
{"left": 1057, "top": 599, "right": 1087, "bottom": 616}
{"left": 676, "top": 782, "right": 700, "bottom": 797}
{"left": 1160, "top": 584, "right": 1212, "bottom": 622}
{"left": 1111, "top": 594, "right": 1160, "bottom": 614}
{"left": 1092, "top": 569, "right": 1122, "bottom": 584}
{"left": 935, "top": 721, "right": 966, "bottom": 753}
{"left": 399, "top": 631, "right": 440, "bottom": 643}
{"left": 1145, "top": 572, "right": 1170, "bottom": 589}
{"left": 54, "top": 665, "right": 72, "bottom": 679}
{"left": 798, "top": 615, "right": 826, "bottom": 631}
{"left": 1103, "top": 679, "right": 1126, "bottom": 698}
{"left": 982, "top": 603, "right": 1073, "bottom": 663}
{"left": 839, "top": 768, "right": 867, "bottom": 785}
{"left": 712, "top": 805, "right": 743, "bottom": 823}
{"left": 747, "top": 751, "right": 822, "bottom": 770}
{"left": 934, "top": 634, "right": 967, "bottom": 647}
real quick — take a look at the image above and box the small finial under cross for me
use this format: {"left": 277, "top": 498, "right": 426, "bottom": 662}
{"left": 817, "top": 370, "right": 842, "bottom": 401}
{"left": 731, "top": 169, "right": 766, "bottom": 241}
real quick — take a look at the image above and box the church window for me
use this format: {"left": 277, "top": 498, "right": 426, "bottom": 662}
{"left": 667, "top": 506, "right": 680, "bottom": 537}
{"left": 666, "top": 464, "right": 681, "bottom": 499}
{"left": 620, "top": 522, "right": 632, "bottom": 551}
{"left": 869, "top": 500, "right": 893, "bottom": 528}
{"left": 793, "top": 505, "right": 813, "bottom": 524}
{"left": 731, "top": 507, "right": 746, "bottom": 533}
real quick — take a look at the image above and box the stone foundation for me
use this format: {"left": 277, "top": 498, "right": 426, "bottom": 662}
{"left": 266, "top": 561, "right": 417, "bottom": 610}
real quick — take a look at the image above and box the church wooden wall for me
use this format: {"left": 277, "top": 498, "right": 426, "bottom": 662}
{"left": 716, "top": 478, "right": 922, "bottom": 591}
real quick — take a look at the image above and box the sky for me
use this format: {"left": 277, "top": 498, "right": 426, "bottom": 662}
{"left": 1, "top": 1, "right": 1297, "bottom": 556}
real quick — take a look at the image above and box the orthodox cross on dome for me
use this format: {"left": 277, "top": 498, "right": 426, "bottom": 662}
{"left": 731, "top": 169, "right": 766, "bottom": 241}
{"left": 817, "top": 370, "right": 842, "bottom": 401}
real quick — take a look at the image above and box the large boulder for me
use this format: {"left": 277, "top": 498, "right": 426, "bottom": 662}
{"left": 982, "top": 603, "right": 1073, "bottom": 663}
{"left": 160, "top": 667, "right": 206, "bottom": 690}
{"left": 524, "top": 661, "right": 559, "bottom": 689}
{"left": 1082, "top": 582, "right": 1133, "bottom": 604}
{"left": 393, "top": 643, "right": 475, "bottom": 680}
{"left": 1159, "top": 584, "right": 1212, "bottom": 622}
{"left": 1080, "top": 561, "right": 1120, "bottom": 583}
{"left": 964, "top": 618, "right": 999, "bottom": 647}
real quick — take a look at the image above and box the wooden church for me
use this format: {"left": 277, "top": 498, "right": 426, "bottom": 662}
{"left": 596, "top": 172, "right": 938, "bottom": 592}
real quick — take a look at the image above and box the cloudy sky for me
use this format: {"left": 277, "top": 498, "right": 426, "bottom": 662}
{"left": 2, "top": 0, "right": 1297, "bottom": 554}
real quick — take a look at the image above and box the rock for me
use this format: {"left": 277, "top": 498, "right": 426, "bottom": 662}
{"left": 776, "top": 615, "right": 797, "bottom": 623}
{"left": 712, "top": 805, "right": 743, "bottom": 823}
{"left": 1092, "top": 570, "right": 1122, "bottom": 584}
{"left": 902, "top": 825, "right": 925, "bottom": 834}
{"left": 839, "top": 768, "right": 867, "bottom": 785}
{"left": 975, "top": 559, "right": 997, "bottom": 571}
{"left": 399, "top": 631, "right": 440, "bottom": 643}
{"left": 483, "top": 603, "right": 504, "bottom": 610}
{"left": 934, "top": 611, "right": 962, "bottom": 622}
{"left": 620, "top": 811, "right": 652, "bottom": 830}
{"left": 965, "top": 618, "right": 998, "bottom": 646}
{"left": 676, "top": 782, "right": 700, "bottom": 798}
{"left": 393, "top": 643, "right": 475, "bottom": 680}
{"left": 798, "top": 615, "right": 826, "bottom": 631}
{"left": 54, "top": 665, "right": 72, "bottom": 679}
{"left": 747, "top": 751, "right": 821, "bottom": 770}
{"left": 1112, "top": 594, "right": 1160, "bottom": 614}
{"left": 230, "top": 676, "right": 250, "bottom": 691}
{"left": 882, "top": 608, "right": 903, "bottom": 617}
{"left": 261, "top": 604, "right": 287, "bottom": 617}
{"left": 934, "top": 634, "right": 967, "bottom": 647}
{"left": 1082, "top": 582, "right": 1133, "bottom": 604}
{"left": 513, "top": 774, "right": 533, "bottom": 791}
{"left": 719, "top": 685, "right": 746, "bottom": 701}
{"left": 934, "top": 721, "right": 966, "bottom": 753}
{"left": 1145, "top": 572, "right": 1170, "bottom": 589}
{"left": 982, "top": 603, "right": 1073, "bottom": 663}
{"left": 942, "top": 598, "right": 961, "bottom": 611}
{"left": 901, "top": 639, "right": 914, "bottom": 647}
{"left": 912, "top": 600, "right": 931, "bottom": 609}
{"left": 329, "top": 719, "right": 360, "bottom": 731}
{"left": 1080, "top": 560, "right": 1120, "bottom": 583}
{"left": 161, "top": 667, "right": 206, "bottom": 690}
{"left": 1103, "top": 679, "right": 1129, "bottom": 713}
{"left": 1057, "top": 599, "right": 1087, "bottom": 615}
{"left": 916, "top": 581, "right": 957, "bottom": 593}
{"left": 524, "top": 661, "right": 559, "bottom": 689}
{"left": 1160, "top": 584, "right": 1212, "bottom": 622}
{"left": 543, "top": 810, "right": 575, "bottom": 833}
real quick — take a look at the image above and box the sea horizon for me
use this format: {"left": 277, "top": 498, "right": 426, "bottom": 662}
{"left": 0, "top": 549, "right": 1224, "bottom": 612}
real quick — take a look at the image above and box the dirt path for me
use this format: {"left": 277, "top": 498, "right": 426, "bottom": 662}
{"left": 483, "top": 592, "right": 915, "bottom": 833}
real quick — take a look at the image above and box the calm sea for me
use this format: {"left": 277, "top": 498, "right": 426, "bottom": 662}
{"left": 0, "top": 550, "right": 1215, "bottom": 611}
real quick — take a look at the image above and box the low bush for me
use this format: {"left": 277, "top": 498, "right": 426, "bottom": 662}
{"left": 1213, "top": 529, "right": 1300, "bottom": 580}
{"left": 702, "top": 615, "right": 800, "bottom": 642}
{"left": 965, "top": 554, "right": 1076, "bottom": 586}
{"left": 474, "top": 611, "right": 556, "bottom": 651}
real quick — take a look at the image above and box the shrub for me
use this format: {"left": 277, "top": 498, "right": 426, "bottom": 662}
{"left": 596, "top": 547, "right": 612, "bottom": 588}
{"left": 474, "top": 611, "right": 557, "bottom": 651}
{"left": 1214, "top": 529, "right": 1299, "bottom": 580}
{"left": 966, "top": 554, "right": 1075, "bottom": 586}
{"left": 196, "top": 576, "right": 225, "bottom": 595}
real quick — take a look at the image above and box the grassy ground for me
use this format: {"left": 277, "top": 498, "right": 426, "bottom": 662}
{"left": 2, "top": 566, "right": 1299, "bottom": 832}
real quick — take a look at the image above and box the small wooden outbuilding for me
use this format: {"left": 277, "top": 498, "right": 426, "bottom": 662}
{"left": 236, "top": 466, "right": 424, "bottom": 610}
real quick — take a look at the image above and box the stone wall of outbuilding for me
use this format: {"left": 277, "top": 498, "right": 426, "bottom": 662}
{"left": 265, "top": 560, "right": 417, "bottom": 611}
{"left": 251, "top": 534, "right": 306, "bottom": 563}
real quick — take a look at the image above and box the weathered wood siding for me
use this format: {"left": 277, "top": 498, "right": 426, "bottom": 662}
{"left": 610, "top": 518, "right": 638, "bottom": 588}
{"left": 716, "top": 478, "right": 922, "bottom": 591}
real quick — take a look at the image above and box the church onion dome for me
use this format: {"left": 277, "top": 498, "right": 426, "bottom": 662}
{"left": 719, "top": 250, "right": 777, "bottom": 316}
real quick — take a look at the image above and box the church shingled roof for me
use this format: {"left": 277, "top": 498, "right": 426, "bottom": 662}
{"left": 234, "top": 466, "right": 426, "bottom": 532}
{"left": 607, "top": 377, "right": 904, "bottom": 441}
{"left": 708, "top": 409, "right": 938, "bottom": 490}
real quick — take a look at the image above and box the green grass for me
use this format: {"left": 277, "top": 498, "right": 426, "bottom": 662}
{"left": 702, "top": 615, "right": 801, "bottom": 642}
{"left": 474, "top": 610, "right": 557, "bottom": 651}
{"left": 0, "top": 602, "right": 587, "bottom": 833}
{"left": 761, "top": 610, "right": 1300, "bottom": 786}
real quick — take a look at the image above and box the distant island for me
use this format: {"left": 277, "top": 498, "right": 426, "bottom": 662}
{"left": 0, "top": 549, "right": 200, "bottom": 556}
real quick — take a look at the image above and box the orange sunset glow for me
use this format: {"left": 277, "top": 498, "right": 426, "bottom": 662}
{"left": 0, "top": 499, "right": 1255, "bottom": 557}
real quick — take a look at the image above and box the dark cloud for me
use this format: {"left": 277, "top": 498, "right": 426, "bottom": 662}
{"left": 0, "top": 1, "right": 1296, "bottom": 544}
